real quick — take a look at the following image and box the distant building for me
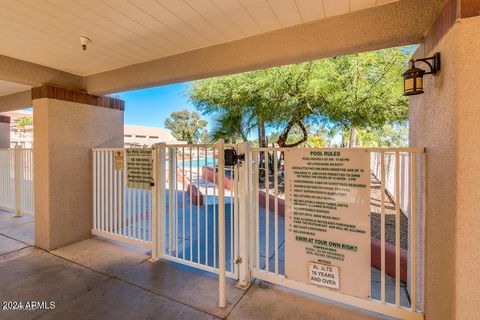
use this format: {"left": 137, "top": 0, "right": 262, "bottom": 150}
{"left": 124, "top": 124, "right": 179, "bottom": 147}
{"left": 1, "top": 110, "right": 178, "bottom": 148}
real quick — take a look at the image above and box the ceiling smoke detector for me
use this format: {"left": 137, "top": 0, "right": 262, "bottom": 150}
{"left": 80, "top": 37, "right": 90, "bottom": 51}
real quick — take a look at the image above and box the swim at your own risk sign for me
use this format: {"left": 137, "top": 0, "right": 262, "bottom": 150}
{"left": 284, "top": 149, "right": 371, "bottom": 299}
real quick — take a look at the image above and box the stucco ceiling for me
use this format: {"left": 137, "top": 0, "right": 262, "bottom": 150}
{"left": 0, "top": 0, "right": 397, "bottom": 76}
{"left": 0, "top": 79, "right": 31, "bottom": 97}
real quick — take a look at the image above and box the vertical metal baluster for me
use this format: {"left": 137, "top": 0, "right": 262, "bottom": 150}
{"left": 217, "top": 139, "right": 226, "bottom": 308}
{"left": 143, "top": 184, "right": 147, "bottom": 242}
{"left": 22, "top": 151, "right": 24, "bottom": 213}
{"left": 119, "top": 166, "right": 122, "bottom": 237}
{"left": 169, "top": 148, "right": 175, "bottom": 255}
{"left": 20, "top": 149, "right": 24, "bottom": 214}
{"left": 274, "top": 150, "right": 279, "bottom": 275}
{"left": 411, "top": 153, "right": 417, "bottom": 312}
{"left": 197, "top": 147, "right": 201, "bottom": 263}
{"left": 233, "top": 158, "right": 239, "bottom": 276}
{"left": 123, "top": 150, "right": 126, "bottom": 237}
{"left": 175, "top": 147, "right": 179, "bottom": 257}
{"left": 230, "top": 166, "right": 234, "bottom": 273}
{"left": 205, "top": 147, "right": 209, "bottom": 266}
{"left": 113, "top": 151, "right": 118, "bottom": 236}
{"left": 254, "top": 151, "right": 259, "bottom": 269}
{"left": 93, "top": 151, "right": 97, "bottom": 230}
{"left": 150, "top": 186, "right": 153, "bottom": 243}
{"left": 381, "top": 151, "right": 386, "bottom": 303}
{"left": 99, "top": 151, "right": 102, "bottom": 232}
{"left": 265, "top": 151, "right": 269, "bottom": 273}
{"left": 182, "top": 147, "right": 185, "bottom": 259}
{"left": 213, "top": 147, "right": 217, "bottom": 269}
{"left": 129, "top": 177, "right": 133, "bottom": 239}
{"left": 32, "top": 150, "right": 34, "bottom": 213}
{"left": 395, "top": 152, "right": 401, "bottom": 306}
{"left": 101, "top": 151, "right": 105, "bottom": 232}
{"left": 134, "top": 178, "right": 138, "bottom": 240}
{"left": 109, "top": 151, "right": 113, "bottom": 233}
{"left": 158, "top": 146, "right": 166, "bottom": 256}
{"left": 190, "top": 146, "right": 193, "bottom": 261}
{"left": 140, "top": 186, "right": 144, "bottom": 241}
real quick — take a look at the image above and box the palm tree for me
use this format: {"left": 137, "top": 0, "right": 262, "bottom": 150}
{"left": 210, "top": 112, "right": 251, "bottom": 143}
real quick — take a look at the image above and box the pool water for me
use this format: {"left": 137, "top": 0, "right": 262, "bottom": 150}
{"left": 178, "top": 158, "right": 216, "bottom": 168}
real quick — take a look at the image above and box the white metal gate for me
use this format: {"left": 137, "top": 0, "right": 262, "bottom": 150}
{"left": 152, "top": 142, "right": 240, "bottom": 281}
{"left": 247, "top": 147, "right": 425, "bottom": 320}
{"left": 92, "top": 144, "right": 425, "bottom": 318}
{"left": 0, "top": 147, "right": 34, "bottom": 216}
{"left": 92, "top": 141, "right": 239, "bottom": 307}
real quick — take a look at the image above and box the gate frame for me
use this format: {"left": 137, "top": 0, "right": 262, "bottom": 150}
{"left": 150, "top": 140, "right": 229, "bottom": 308}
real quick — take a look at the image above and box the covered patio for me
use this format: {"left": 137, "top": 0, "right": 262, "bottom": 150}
{"left": 1, "top": 0, "right": 480, "bottom": 319}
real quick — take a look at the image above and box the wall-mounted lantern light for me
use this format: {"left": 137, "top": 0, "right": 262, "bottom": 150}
{"left": 403, "top": 52, "right": 441, "bottom": 96}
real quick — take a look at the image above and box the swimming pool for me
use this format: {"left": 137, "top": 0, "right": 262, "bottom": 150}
{"left": 177, "top": 158, "right": 216, "bottom": 168}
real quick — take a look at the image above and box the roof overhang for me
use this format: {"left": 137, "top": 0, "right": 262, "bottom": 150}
{"left": 0, "top": 0, "right": 447, "bottom": 98}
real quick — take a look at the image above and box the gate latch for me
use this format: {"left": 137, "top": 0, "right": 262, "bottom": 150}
{"left": 224, "top": 149, "right": 245, "bottom": 166}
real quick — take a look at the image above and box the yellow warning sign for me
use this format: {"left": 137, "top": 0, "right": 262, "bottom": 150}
{"left": 114, "top": 150, "right": 124, "bottom": 171}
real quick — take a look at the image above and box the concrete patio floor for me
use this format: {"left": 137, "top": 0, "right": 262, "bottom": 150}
{"left": 0, "top": 212, "right": 394, "bottom": 320}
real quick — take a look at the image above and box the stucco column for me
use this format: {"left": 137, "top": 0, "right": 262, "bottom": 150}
{"left": 410, "top": 16, "right": 480, "bottom": 320}
{"left": 32, "top": 85, "right": 124, "bottom": 251}
{"left": 0, "top": 115, "right": 10, "bottom": 148}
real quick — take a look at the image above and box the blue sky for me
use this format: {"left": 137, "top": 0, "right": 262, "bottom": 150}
{"left": 117, "top": 82, "right": 330, "bottom": 141}
{"left": 117, "top": 82, "right": 215, "bottom": 130}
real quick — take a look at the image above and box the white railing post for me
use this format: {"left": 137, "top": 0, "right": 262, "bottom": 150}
{"left": 380, "top": 151, "right": 386, "bottom": 303}
{"left": 237, "top": 142, "right": 251, "bottom": 289}
{"left": 411, "top": 152, "right": 417, "bottom": 312}
{"left": 168, "top": 146, "right": 176, "bottom": 255}
{"left": 14, "top": 145, "right": 23, "bottom": 217}
{"left": 217, "top": 139, "right": 227, "bottom": 308}
{"left": 150, "top": 144, "right": 160, "bottom": 261}
{"left": 93, "top": 149, "right": 97, "bottom": 231}
{"left": 151, "top": 143, "right": 166, "bottom": 261}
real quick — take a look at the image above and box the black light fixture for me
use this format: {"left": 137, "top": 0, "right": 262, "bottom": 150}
{"left": 403, "top": 52, "right": 441, "bottom": 96}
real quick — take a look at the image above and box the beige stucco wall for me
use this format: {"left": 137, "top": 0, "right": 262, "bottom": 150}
{"left": 33, "top": 98, "right": 123, "bottom": 250}
{"left": 0, "top": 122, "right": 9, "bottom": 148}
{"left": 410, "top": 16, "right": 480, "bottom": 320}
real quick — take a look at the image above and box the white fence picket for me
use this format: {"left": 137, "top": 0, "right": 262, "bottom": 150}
{"left": 91, "top": 148, "right": 153, "bottom": 248}
{"left": 0, "top": 148, "right": 34, "bottom": 216}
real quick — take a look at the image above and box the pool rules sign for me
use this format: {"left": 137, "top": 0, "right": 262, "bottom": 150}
{"left": 284, "top": 149, "right": 371, "bottom": 299}
{"left": 126, "top": 148, "right": 153, "bottom": 190}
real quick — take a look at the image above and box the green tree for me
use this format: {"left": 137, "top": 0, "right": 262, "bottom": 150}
{"left": 269, "top": 125, "right": 327, "bottom": 148}
{"left": 189, "top": 62, "right": 327, "bottom": 148}
{"left": 358, "top": 123, "right": 409, "bottom": 147}
{"left": 199, "top": 128, "right": 210, "bottom": 144}
{"left": 190, "top": 46, "right": 412, "bottom": 148}
{"left": 210, "top": 111, "right": 251, "bottom": 143}
{"left": 15, "top": 116, "right": 33, "bottom": 135}
{"left": 320, "top": 47, "right": 411, "bottom": 147}
{"left": 164, "top": 109, "right": 208, "bottom": 144}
